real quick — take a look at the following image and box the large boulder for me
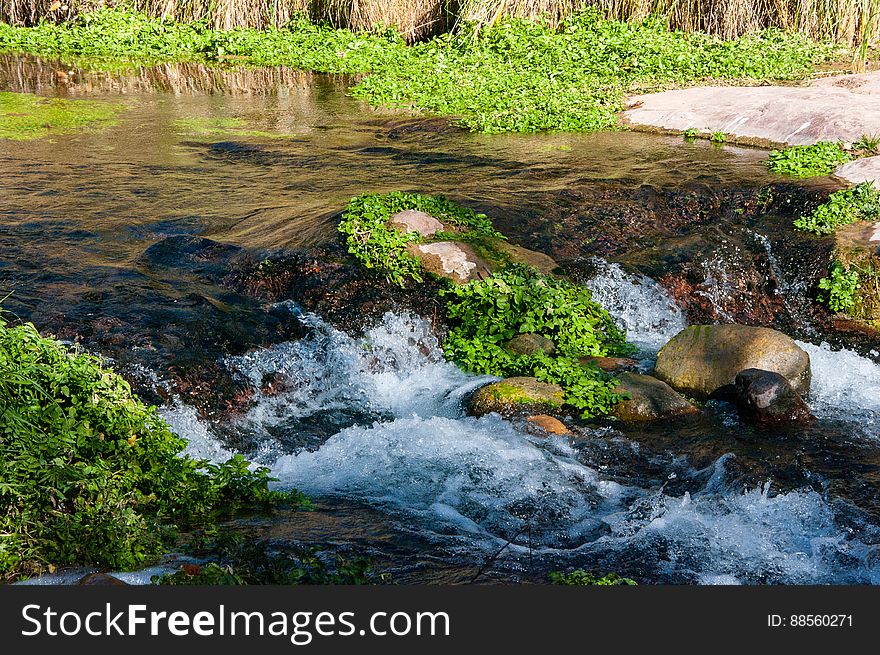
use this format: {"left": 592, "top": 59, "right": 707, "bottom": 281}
{"left": 469, "top": 377, "right": 564, "bottom": 417}
{"left": 654, "top": 325, "right": 811, "bottom": 400}
{"left": 408, "top": 241, "right": 491, "bottom": 284}
{"left": 612, "top": 372, "right": 699, "bottom": 422}
{"left": 505, "top": 333, "right": 555, "bottom": 356}
{"left": 734, "top": 368, "right": 815, "bottom": 428}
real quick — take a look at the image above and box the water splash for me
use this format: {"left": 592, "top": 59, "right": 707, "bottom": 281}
{"left": 583, "top": 260, "right": 686, "bottom": 353}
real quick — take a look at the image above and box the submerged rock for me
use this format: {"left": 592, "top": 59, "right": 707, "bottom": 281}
{"left": 469, "top": 377, "right": 564, "bottom": 417}
{"left": 654, "top": 324, "right": 811, "bottom": 400}
{"left": 734, "top": 368, "right": 815, "bottom": 428}
{"left": 389, "top": 209, "right": 444, "bottom": 237}
{"left": 408, "top": 241, "right": 491, "bottom": 284}
{"left": 611, "top": 372, "right": 699, "bottom": 422}
{"left": 526, "top": 414, "right": 571, "bottom": 435}
{"left": 505, "top": 333, "right": 556, "bottom": 356}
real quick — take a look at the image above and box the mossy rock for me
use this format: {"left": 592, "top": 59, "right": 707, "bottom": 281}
{"left": 468, "top": 377, "right": 565, "bottom": 417}
{"left": 505, "top": 333, "right": 556, "bottom": 356}
{"left": 611, "top": 372, "right": 698, "bottom": 422}
{"left": 833, "top": 221, "right": 880, "bottom": 328}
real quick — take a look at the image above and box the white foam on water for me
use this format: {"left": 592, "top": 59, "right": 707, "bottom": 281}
{"left": 798, "top": 340, "right": 880, "bottom": 433}
{"left": 583, "top": 260, "right": 686, "bottom": 353}
{"left": 160, "top": 402, "right": 238, "bottom": 463}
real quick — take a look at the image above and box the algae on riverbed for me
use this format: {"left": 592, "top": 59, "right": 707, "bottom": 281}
{"left": 0, "top": 90, "right": 121, "bottom": 140}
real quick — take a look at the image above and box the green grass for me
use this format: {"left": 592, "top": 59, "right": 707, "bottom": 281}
{"left": 794, "top": 182, "right": 880, "bottom": 235}
{"left": 0, "top": 8, "right": 834, "bottom": 134}
{"left": 767, "top": 141, "right": 853, "bottom": 178}
{"left": 0, "top": 90, "right": 121, "bottom": 140}
{"left": 0, "top": 313, "right": 307, "bottom": 580}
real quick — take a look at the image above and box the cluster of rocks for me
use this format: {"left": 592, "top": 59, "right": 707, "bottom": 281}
{"left": 467, "top": 323, "right": 815, "bottom": 434}
{"left": 387, "top": 205, "right": 816, "bottom": 435}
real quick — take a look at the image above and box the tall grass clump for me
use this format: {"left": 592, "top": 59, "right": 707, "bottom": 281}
{"left": 0, "top": 312, "right": 306, "bottom": 580}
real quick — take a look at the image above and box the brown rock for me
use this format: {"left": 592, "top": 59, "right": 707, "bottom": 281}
{"left": 526, "top": 415, "right": 571, "bottom": 435}
{"left": 76, "top": 573, "right": 128, "bottom": 586}
{"left": 612, "top": 372, "right": 699, "bottom": 422}
{"left": 579, "top": 356, "right": 640, "bottom": 372}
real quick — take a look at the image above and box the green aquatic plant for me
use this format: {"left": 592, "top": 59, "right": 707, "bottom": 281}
{"left": 0, "top": 314, "right": 307, "bottom": 580}
{"left": 709, "top": 131, "right": 726, "bottom": 143}
{"left": 0, "top": 8, "right": 833, "bottom": 134}
{"left": 338, "top": 191, "right": 503, "bottom": 286}
{"left": 549, "top": 569, "right": 637, "bottom": 585}
{"left": 442, "top": 265, "right": 633, "bottom": 418}
{"left": 767, "top": 141, "right": 852, "bottom": 178}
{"left": 794, "top": 182, "right": 880, "bottom": 235}
{"left": 817, "top": 261, "right": 860, "bottom": 313}
{"left": 0, "top": 90, "right": 121, "bottom": 140}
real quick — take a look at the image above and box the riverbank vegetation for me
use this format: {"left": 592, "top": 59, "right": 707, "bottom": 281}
{"left": 3, "top": 1, "right": 879, "bottom": 48}
{"left": 0, "top": 8, "right": 836, "bottom": 133}
{"left": 767, "top": 141, "right": 853, "bottom": 178}
{"left": 0, "top": 314, "right": 307, "bottom": 580}
{"left": 794, "top": 182, "right": 880, "bottom": 235}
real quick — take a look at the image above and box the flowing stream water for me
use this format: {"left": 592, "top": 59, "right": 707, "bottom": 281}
{"left": 3, "top": 55, "right": 879, "bottom": 584}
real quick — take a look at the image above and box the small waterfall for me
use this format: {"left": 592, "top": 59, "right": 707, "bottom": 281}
{"left": 583, "top": 259, "right": 687, "bottom": 354}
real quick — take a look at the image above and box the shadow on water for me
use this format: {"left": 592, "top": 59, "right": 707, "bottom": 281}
{"left": 3, "top": 55, "right": 880, "bottom": 584}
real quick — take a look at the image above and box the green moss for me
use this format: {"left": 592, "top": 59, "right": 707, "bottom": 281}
{"left": 767, "top": 141, "right": 852, "bottom": 178}
{"left": 0, "top": 91, "right": 121, "bottom": 140}
{"left": 0, "top": 313, "right": 307, "bottom": 580}
{"left": 549, "top": 570, "right": 637, "bottom": 585}
{"left": 482, "top": 381, "right": 563, "bottom": 407}
{"left": 0, "top": 8, "right": 833, "bottom": 134}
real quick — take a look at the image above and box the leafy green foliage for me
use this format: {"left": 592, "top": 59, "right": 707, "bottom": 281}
{"left": 709, "top": 131, "right": 726, "bottom": 143}
{"left": 0, "top": 315, "right": 307, "bottom": 579}
{"left": 338, "top": 191, "right": 503, "bottom": 286}
{"left": 794, "top": 182, "right": 880, "bottom": 235}
{"left": 0, "top": 91, "right": 120, "bottom": 140}
{"left": 0, "top": 8, "right": 832, "bottom": 133}
{"left": 767, "top": 141, "right": 852, "bottom": 178}
{"left": 818, "top": 262, "right": 860, "bottom": 312}
{"left": 442, "top": 265, "right": 633, "bottom": 418}
{"left": 153, "top": 530, "right": 382, "bottom": 585}
{"left": 549, "top": 570, "right": 637, "bottom": 585}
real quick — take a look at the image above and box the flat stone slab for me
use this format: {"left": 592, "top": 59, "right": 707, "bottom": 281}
{"left": 621, "top": 72, "right": 880, "bottom": 146}
{"left": 389, "top": 209, "right": 444, "bottom": 237}
{"left": 834, "top": 155, "right": 880, "bottom": 189}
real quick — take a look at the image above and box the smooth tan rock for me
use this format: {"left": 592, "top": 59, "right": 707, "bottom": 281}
{"left": 654, "top": 325, "right": 811, "bottom": 400}
{"left": 526, "top": 414, "right": 571, "bottom": 435}
{"left": 612, "top": 372, "right": 699, "bottom": 422}
{"left": 408, "top": 241, "right": 491, "bottom": 284}
{"left": 622, "top": 71, "right": 880, "bottom": 146}
{"left": 834, "top": 155, "right": 880, "bottom": 190}
{"left": 469, "top": 377, "right": 564, "bottom": 417}
{"left": 493, "top": 240, "right": 560, "bottom": 275}
{"left": 389, "top": 209, "right": 444, "bottom": 237}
